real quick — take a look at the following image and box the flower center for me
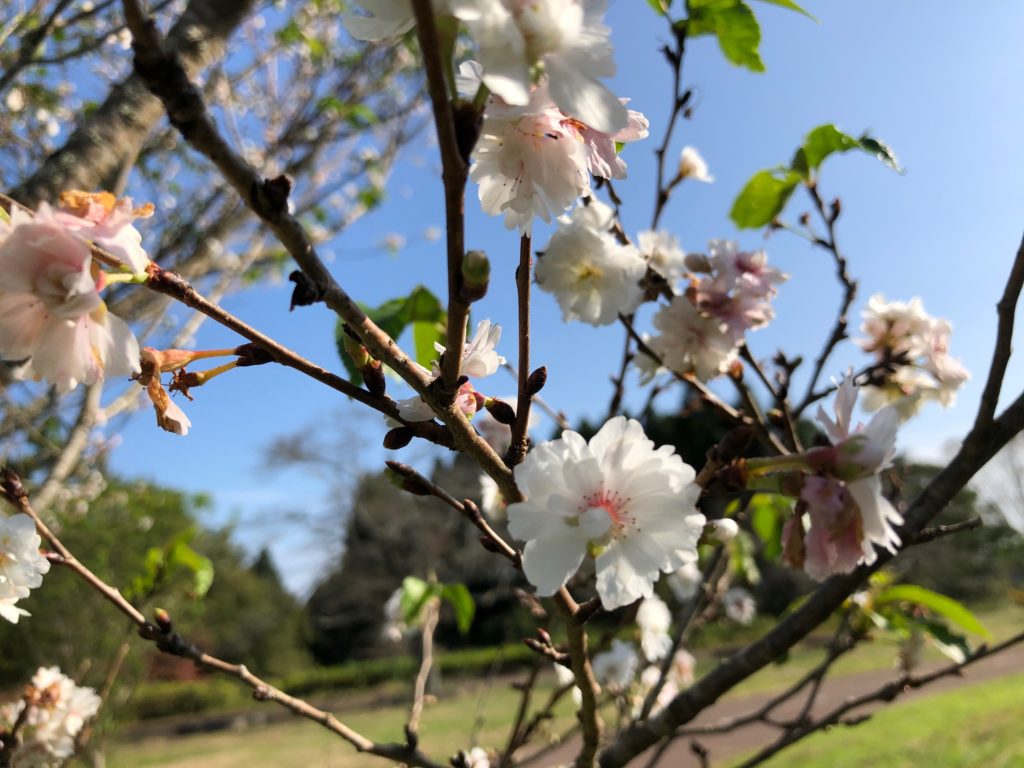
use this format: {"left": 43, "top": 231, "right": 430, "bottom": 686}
{"left": 580, "top": 488, "right": 633, "bottom": 533}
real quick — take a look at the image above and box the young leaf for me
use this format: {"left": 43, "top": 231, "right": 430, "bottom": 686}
{"left": 647, "top": 0, "right": 670, "bottom": 14}
{"left": 750, "top": 0, "right": 816, "bottom": 21}
{"left": 441, "top": 583, "right": 476, "bottom": 634}
{"left": 730, "top": 168, "right": 801, "bottom": 228}
{"left": 875, "top": 584, "right": 991, "bottom": 638}
{"left": 791, "top": 124, "right": 904, "bottom": 177}
{"left": 400, "top": 575, "right": 437, "bottom": 624}
{"left": 688, "top": 0, "right": 766, "bottom": 73}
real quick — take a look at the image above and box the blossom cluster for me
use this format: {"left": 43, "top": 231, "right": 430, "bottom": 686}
{"left": 0, "top": 514, "right": 51, "bottom": 625}
{"left": 0, "top": 667, "right": 101, "bottom": 766}
{"left": 857, "top": 294, "right": 969, "bottom": 415}
{"left": 0, "top": 196, "right": 147, "bottom": 392}
{"left": 346, "top": 1, "right": 648, "bottom": 233}
{"left": 642, "top": 240, "right": 787, "bottom": 382}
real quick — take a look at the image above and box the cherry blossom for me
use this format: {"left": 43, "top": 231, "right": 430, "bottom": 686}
{"left": 0, "top": 666, "right": 101, "bottom": 765}
{"left": 783, "top": 375, "right": 904, "bottom": 580}
{"left": 506, "top": 416, "right": 704, "bottom": 610}
{"left": 857, "top": 294, "right": 969, "bottom": 413}
{"left": 636, "top": 594, "right": 672, "bottom": 662}
{"left": 675, "top": 146, "right": 713, "bottom": 183}
{"left": 723, "top": 586, "right": 756, "bottom": 625}
{"left": 55, "top": 190, "right": 154, "bottom": 273}
{"left": 637, "top": 230, "right": 687, "bottom": 286}
{"left": 592, "top": 638, "right": 639, "bottom": 692}
{"left": 0, "top": 204, "right": 140, "bottom": 391}
{"left": 0, "top": 514, "right": 51, "bottom": 624}
{"left": 454, "top": 0, "right": 628, "bottom": 133}
{"left": 434, "top": 319, "right": 506, "bottom": 378}
{"left": 667, "top": 560, "right": 702, "bottom": 602}
{"left": 535, "top": 200, "right": 646, "bottom": 326}
{"left": 650, "top": 296, "right": 737, "bottom": 381}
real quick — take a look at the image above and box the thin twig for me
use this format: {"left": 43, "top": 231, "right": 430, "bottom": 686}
{"left": 508, "top": 234, "right": 534, "bottom": 466}
{"left": 0, "top": 471, "right": 445, "bottom": 768}
{"left": 973, "top": 231, "right": 1024, "bottom": 431}
{"left": 794, "top": 183, "right": 857, "bottom": 416}
{"left": 407, "top": 597, "right": 440, "bottom": 741}
{"left": 735, "top": 628, "right": 1024, "bottom": 767}
{"left": 119, "top": 0, "right": 520, "bottom": 500}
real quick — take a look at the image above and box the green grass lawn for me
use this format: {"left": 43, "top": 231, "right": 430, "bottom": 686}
{"left": 106, "top": 603, "right": 1021, "bottom": 768}
{"left": 743, "top": 673, "right": 1024, "bottom": 768}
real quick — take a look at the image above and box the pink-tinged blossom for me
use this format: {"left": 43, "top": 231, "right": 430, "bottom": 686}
{"left": 506, "top": 416, "right": 704, "bottom": 610}
{"left": 695, "top": 240, "right": 787, "bottom": 336}
{"left": 535, "top": 200, "right": 646, "bottom": 326}
{"left": 650, "top": 296, "right": 737, "bottom": 381}
{"left": 786, "top": 376, "right": 904, "bottom": 580}
{"left": 857, "top": 294, "right": 969, "bottom": 413}
{"left": 471, "top": 89, "right": 591, "bottom": 233}
{"left": 0, "top": 666, "right": 101, "bottom": 765}
{"left": 56, "top": 190, "right": 153, "bottom": 273}
{"left": 0, "top": 514, "right": 51, "bottom": 624}
{"left": 0, "top": 205, "right": 140, "bottom": 391}
{"left": 468, "top": 71, "right": 646, "bottom": 233}
{"left": 395, "top": 381, "right": 484, "bottom": 423}
{"left": 434, "top": 319, "right": 505, "bottom": 378}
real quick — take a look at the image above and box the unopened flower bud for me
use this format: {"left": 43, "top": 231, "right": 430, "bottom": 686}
{"left": 154, "top": 608, "right": 173, "bottom": 633}
{"left": 342, "top": 333, "right": 371, "bottom": 370}
{"left": 383, "top": 426, "right": 414, "bottom": 450}
{"left": 362, "top": 359, "right": 386, "bottom": 397}
{"left": 526, "top": 366, "right": 547, "bottom": 396}
{"left": 459, "top": 249, "right": 490, "bottom": 303}
{"left": 683, "top": 253, "right": 711, "bottom": 273}
{"left": 485, "top": 398, "right": 516, "bottom": 425}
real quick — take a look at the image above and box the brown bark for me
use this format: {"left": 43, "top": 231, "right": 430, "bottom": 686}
{"left": 13, "top": 0, "right": 255, "bottom": 206}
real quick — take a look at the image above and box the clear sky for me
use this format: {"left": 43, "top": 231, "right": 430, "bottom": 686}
{"left": 106, "top": 0, "right": 1024, "bottom": 593}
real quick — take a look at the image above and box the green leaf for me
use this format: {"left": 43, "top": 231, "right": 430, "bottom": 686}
{"left": 858, "top": 135, "right": 903, "bottom": 172}
{"left": 792, "top": 124, "right": 862, "bottom": 176}
{"left": 791, "top": 124, "right": 904, "bottom": 178}
{"left": 126, "top": 529, "right": 214, "bottom": 600}
{"left": 166, "top": 541, "right": 215, "bottom": 598}
{"left": 730, "top": 168, "right": 801, "bottom": 228}
{"left": 688, "top": 0, "right": 765, "bottom": 73}
{"left": 728, "top": 530, "right": 761, "bottom": 584}
{"left": 913, "top": 617, "right": 971, "bottom": 664}
{"left": 399, "top": 576, "right": 438, "bottom": 624}
{"left": 647, "top": 0, "right": 670, "bottom": 14}
{"left": 750, "top": 0, "right": 816, "bottom": 20}
{"left": 875, "top": 584, "right": 991, "bottom": 638}
{"left": 440, "top": 583, "right": 476, "bottom": 634}
{"left": 335, "top": 286, "right": 445, "bottom": 380}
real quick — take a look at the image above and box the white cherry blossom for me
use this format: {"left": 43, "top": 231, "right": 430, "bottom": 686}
{"left": 723, "top": 587, "right": 756, "bottom": 625}
{"left": 592, "top": 638, "right": 639, "bottom": 692}
{"left": 636, "top": 594, "right": 672, "bottom": 662}
{"left": 535, "top": 200, "right": 646, "bottom": 326}
{"left": 434, "top": 319, "right": 505, "bottom": 378}
{"left": 637, "top": 230, "right": 687, "bottom": 286}
{"left": 667, "top": 560, "right": 702, "bottom": 602}
{"left": 0, "top": 514, "right": 51, "bottom": 624}
{"left": 676, "top": 146, "right": 713, "bottom": 183}
{"left": 506, "top": 416, "right": 704, "bottom": 610}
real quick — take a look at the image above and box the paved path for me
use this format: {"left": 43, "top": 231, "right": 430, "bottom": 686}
{"left": 520, "top": 642, "right": 1024, "bottom": 767}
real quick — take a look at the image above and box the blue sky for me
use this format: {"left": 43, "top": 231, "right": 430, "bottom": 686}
{"left": 106, "top": 1, "right": 1024, "bottom": 593}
